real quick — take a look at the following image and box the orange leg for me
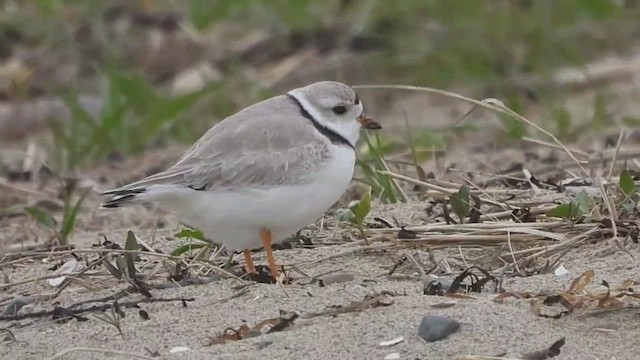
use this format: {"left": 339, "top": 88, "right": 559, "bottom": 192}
{"left": 243, "top": 249, "right": 256, "bottom": 274}
{"left": 260, "top": 229, "right": 279, "bottom": 279}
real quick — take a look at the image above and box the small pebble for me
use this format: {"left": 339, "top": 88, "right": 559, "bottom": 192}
{"left": 319, "top": 272, "right": 355, "bottom": 287}
{"left": 256, "top": 340, "right": 273, "bottom": 350}
{"left": 418, "top": 315, "right": 460, "bottom": 342}
{"left": 384, "top": 353, "right": 401, "bottom": 360}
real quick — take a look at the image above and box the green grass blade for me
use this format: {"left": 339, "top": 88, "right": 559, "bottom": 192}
{"left": 24, "top": 207, "right": 56, "bottom": 229}
{"left": 124, "top": 230, "right": 139, "bottom": 279}
{"left": 170, "top": 243, "right": 209, "bottom": 257}
{"left": 59, "top": 189, "right": 90, "bottom": 244}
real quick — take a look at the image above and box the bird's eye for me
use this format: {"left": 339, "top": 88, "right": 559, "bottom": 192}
{"left": 332, "top": 105, "right": 347, "bottom": 115}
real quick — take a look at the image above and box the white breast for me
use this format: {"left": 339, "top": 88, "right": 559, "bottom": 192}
{"left": 156, "top": 144, "right": 356, "bottom": 250}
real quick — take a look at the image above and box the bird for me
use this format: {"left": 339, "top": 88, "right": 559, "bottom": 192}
{"left": 100, "top": 81, "right": 381, "bottom": 280}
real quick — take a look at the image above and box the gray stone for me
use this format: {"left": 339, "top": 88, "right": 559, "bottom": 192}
{"left": 319, "top": 272, "right": 355, "bottom": 287}
{"left": 418, "top": 314, "right": 460, "bottom": 342}
{"left": 2, "top": 297, "right": 32, "bottom": 317}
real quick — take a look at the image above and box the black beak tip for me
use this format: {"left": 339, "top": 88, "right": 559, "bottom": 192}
{"left": 364, "top": 121, "right": 382, "bottom": 130}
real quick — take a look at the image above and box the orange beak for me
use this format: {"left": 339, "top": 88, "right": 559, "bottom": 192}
{"left": 358, "top": 114, "right": 381, "bottom": 130}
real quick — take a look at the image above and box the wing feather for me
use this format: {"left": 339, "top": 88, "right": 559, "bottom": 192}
{"left": 104, "top": 95, "right": 331, "bottom": 194}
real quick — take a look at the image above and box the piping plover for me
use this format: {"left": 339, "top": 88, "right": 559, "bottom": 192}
{"left": 100, "top": 81, "right": 381, "bottom": 279}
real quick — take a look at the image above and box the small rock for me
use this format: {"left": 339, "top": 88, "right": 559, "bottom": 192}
{"left": 319, "top": 272, "right": 355, "bottom": 287}
{"left": 384, "top": 353, "right": 401, "bottom": 360}
{"left": 256, "top": 338, "right": 273, "bottom": 350}
{"left": 2, "top": 297, "right": 32, "bottom": 316}
{"left": 418, "top": 315, "right": 460, "bottom": 342}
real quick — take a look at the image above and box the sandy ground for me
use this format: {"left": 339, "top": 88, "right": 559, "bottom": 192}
{"left": 3, "top": 103, "right": 640, "bottom": 360}
{"left": 2, "top": 196, "right": 640, "bottom": 360}
{"left": 3, "top": 90, "right": 640, "bottom": 359}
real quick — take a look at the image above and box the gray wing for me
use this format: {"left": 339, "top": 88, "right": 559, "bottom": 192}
{"left": 106, "top": 95, "right": 330, "bottom": 192}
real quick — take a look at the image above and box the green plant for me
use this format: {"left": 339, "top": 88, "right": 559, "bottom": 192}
{"left": 94, "top": 301, "right": 125, "bottom": 336}
{"left": 445, "top": 185, "right": 482, "bottom": 224}
{"left": 349, "top": 187, "right": 372, "bottom": 245}
{"left": 547, "top": 191, "right": 596, "bottom": 221}
{"left": 357, "top": 132, "right": 404, "bottom": 203}
{"left": 170, "top": 228, "right": 211, "bottom": 257}
{"left": 24, "top": 188, "right": 90, "bottom": 245}
{"left": 450, "top": 185, "right": 471, "bottom": 223}
{"left": 618, "top": 169, "right": 638, "bottom": 213}
{"left": 102, "top": 231, "right": 152, "bottom": 296}
{"left": 50, "top": 66, "right": 218, "bottom": 170}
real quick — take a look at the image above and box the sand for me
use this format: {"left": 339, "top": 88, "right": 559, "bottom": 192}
{"left": 2, "top": 205, "right": 640, "bottom": 360}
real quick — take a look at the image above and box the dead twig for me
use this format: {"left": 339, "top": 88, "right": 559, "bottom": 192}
{"left": 47, "top": 347, "right": 156, "bottom": 360}
{"left": 0, "top": 296, "right": 194, "bottom": 322}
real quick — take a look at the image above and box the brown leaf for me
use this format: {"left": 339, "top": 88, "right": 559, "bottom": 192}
{"left": 209, "top": 324, "right": 251, "bottom": 345}
{"left": 595, "top": 283, "right": 625, "bottom": 308}
{"left": 443, "top": 292, "right": 476, "bottom": 300}
{"left": 493, "top": 291, "right": 535, "bottom": 303}
{"left": 520, "top": 337, "right": 566, "bottom": 360}
{"left": 268, "top": 311, "right": 298, "bottom": 333}
{"left": 208, "top": 311, "right": 298, "bottom": 345}
{"left": 614, "top": 279, "right": 636, "bottom": 291}
{"left": 499, "top": 271, "right": 637, "bottom": 318}
{"left": 304, "top": 294, "right": 394, "bottom": 318}
{"left": 567, "top": 270, "right": 594, "bottom": 294}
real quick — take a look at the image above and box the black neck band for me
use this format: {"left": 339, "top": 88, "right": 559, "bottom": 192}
{"left": 287, "top": 94, "right": 354, "bottom": 149}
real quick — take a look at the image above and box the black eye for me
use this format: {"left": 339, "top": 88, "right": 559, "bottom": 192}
{"left": 332, "top": 105, "right": 347, "bottom": 115}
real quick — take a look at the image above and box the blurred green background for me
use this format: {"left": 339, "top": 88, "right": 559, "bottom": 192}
{"left": 1, "top": 0, "right": 639, "bottom": 171}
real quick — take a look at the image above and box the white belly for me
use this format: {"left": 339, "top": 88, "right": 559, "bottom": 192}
{"left": 153, "top": 147, "right": 355, "bottom": 250}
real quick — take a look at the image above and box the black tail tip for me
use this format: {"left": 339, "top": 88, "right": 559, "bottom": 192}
{"left": 99, "top": 188, "right": 146, "bottom": 209}
{"left": 100, "top": 202, "right": 122, "bottom": 209}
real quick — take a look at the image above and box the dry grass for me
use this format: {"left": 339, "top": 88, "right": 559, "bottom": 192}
{"left": 3, "top": 82, "right": 639, "bottom": 288}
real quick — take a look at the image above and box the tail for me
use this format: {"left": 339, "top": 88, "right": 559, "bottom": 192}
{"left": 100, "top": 188, "right": 148, "bottom": 209}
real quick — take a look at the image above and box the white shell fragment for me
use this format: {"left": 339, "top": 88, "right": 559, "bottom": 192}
{"left": 169, "top": 346, "right": 190, "bottom": 354}
{"left": 554, "top": 264, "right": 570, "bottom": 277}
{"left": 379, "top": 336, "right": 404, "bottom": 347}
{"left": 47, "top": 259, "right": 79, "bottom": 287}
{"left": 384, "top": 353, "right": 401, "bottom": 360}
